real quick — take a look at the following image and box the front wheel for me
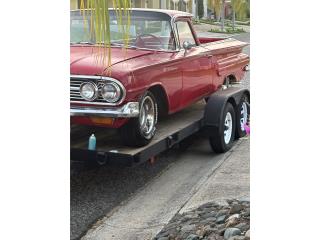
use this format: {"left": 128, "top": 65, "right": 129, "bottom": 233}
{"left": 209, "top": 103, "right": 236, "bottom": 153}
{"left": 120, "top": 91, "right": 158, "bottom": 147}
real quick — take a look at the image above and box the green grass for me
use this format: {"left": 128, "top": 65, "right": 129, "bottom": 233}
{"left": 192, "top": 19, "right": 201, "bottom": 25}
{"left": 235, "top": 20, "right": 250, "bottom": 26}
{"left": 199, "top": 19, "right": 250, "bottom": 26}
{"left": 209, "top": 27, "right": 246, "bottom": 34}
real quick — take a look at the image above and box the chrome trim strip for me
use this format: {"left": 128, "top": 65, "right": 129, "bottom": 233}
{"left": 71, "top": 8, "right": 193, "bottom": 18}
{"left": 70, "top": 75, "right": 126, "bottom": 106}
{"left": 171, "top": 16, "right": 180, "bottom": 50}
{"left": 172, "top": 17, "right": 198, "bottom": 50}
{"left": 70, "top": 102, "right": 139, "bottom": 118}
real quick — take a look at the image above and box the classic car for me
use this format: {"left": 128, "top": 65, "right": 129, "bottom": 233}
{"left": 70, "top": 8, "right": 249, "bottom": 147}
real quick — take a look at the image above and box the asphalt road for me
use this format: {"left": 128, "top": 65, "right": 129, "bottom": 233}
{"left": 70, "top": 32, "right": 250, "bottom": 240}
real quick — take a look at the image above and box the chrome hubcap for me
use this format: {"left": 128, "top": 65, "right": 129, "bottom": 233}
{"left": 224, "top": 112, "right": 233, "bottom": 144}
{"left": 139, "top": 96, "right": 156, "bottom": 138}
{"left": 240, "top": 102, "right": 248, "bottom": 131}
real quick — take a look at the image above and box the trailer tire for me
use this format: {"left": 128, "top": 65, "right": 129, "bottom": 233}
{"left": 209, "top": 102, "right": 236, "bottom": 153}
{"left": 120, "top": 91, "right": 158, "bottom": 147}
{"left": 235, "top": 94, "right": 250, "bottom": 139}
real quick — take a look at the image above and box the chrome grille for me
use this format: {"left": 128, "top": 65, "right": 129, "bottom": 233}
{"left": 70, "top": 79, "right": 113, "bottom": 103}
{"left": 70, "top": 75, "right": 126, "bottom": 106}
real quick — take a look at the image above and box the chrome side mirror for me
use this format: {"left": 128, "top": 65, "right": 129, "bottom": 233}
{"left": 182, "top": 41, "right": 193, "bottom": 50}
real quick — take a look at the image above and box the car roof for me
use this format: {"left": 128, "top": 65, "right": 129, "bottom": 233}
{"left": 130, "top": 8, "right": 193, "bottom": 18}
{"left": 71, "top": 8, "right": 193, "bottom": 18}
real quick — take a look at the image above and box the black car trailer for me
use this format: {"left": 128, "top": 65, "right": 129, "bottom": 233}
{"left": 71, "top": 87, "right": 250, "bottom": 167}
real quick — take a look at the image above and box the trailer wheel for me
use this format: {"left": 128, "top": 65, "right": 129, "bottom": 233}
{"left": 120, "top": 91, "right": 158, "bottom": 147}
{"left": 235, "top": 94, "right": 250, "bottom": 138}
{"left": 209, "top": 103, "right": 236, "bottom": 153}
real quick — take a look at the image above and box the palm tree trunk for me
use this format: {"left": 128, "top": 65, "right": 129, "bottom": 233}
{"left": 232, "top": 8, "right": 235, "bottom": 30}
{"left": 221, "top": 0, "right": 225, "bottom": 31}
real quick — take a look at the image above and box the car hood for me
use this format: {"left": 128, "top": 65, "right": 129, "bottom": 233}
{"left": 70, "top": 46, "right": 153, "bottom": 75}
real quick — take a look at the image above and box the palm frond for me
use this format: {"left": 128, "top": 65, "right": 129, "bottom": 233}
{"left": 79, "top": 0, "right": 131, "bottom": 72}
{"left": 212, "top": 0, "right": 222, "bottom": 17}
{"left": 231, "top": 0, "right": 249, "bottom": 20}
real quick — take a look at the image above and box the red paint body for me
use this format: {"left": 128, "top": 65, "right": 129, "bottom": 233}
{"left": 70, "top": 10, "right": 249, "bottom": 128}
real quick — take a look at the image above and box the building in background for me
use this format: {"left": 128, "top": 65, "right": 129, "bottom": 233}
{"left": 70, "top": 0, "right": 212, "bottom": 19}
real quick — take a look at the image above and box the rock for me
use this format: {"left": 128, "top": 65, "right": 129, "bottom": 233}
{"left": 201, "top": 212, "right": 217, "bottom": 218}
{"left": 226, "top": 214, "right": 240, "bottom": 227}
{"left": 245, "top": 230, "right": 250, "bottom": 239}
{"left": 227, "top": 214, "right": 240, "bottom": 220}
{"left": 226, "top": 199, "right": 234, "bottom": 204}
{"left": 204, "top": 226, "right": 216, "bottom": 236}
{"left": 181, "top": 224, "right": 196, "bottom": 232}
{"left": 155, "top": 201, "right": 250, "bottom": 240}
{"left": 196, "top": 225, "right": 215, "bottom": 237}
{"left": 200, "top": 217, "right": 217, "bottom": 225}
{"left": 216, "top": 215, "right": 227, "bottom": 224}
{"left": 200, "top": 202, "right": 216, "bottom": 209}
{"left": 242, "top": 208, "right": 250, "bottom": 217}
{"left": 224, "top": 228, "right": 241, "bottom": 240}
{"left": 157, "top": 226, "right": 177, "bottom": 238}
{"left": 157, "top": 237, "right": 169, "bottom": 240}
{"left": 234, "top": 222, "right": 249, "bottom": 232}
{"left": 231, "top": 200, "right": 239, "bottom": 205}
{"left": 186, "top": 234, "right": 200, "bottom": 240}
{"left": 228, "top": 236, "right": 245, "bottom": 240}
{"left": 180, "top": 224, "right": 197, "bottom": 237}
{"left": 216, "top": 209, "right": 229, "bottom": 217}
{"left": 156, "top": 232, "right": 169, "bottom": 238}
{"left": 229, "top": 204, "right": 244, "bottom": 214}
{"left": 207, "top": 234, "right": 224, "bottom": 240}
{"left": 182, "top": 212, "right": 199, "bottom": 220}
{"left": 238, "top": 197, "right": 250, "bottom": 203}
{"left": 217, "top": 227, "right": 226, "bottom": 236}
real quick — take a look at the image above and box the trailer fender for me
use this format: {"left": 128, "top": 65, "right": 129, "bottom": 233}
{"left": 204, "top": 87, "right": 249, "bottom": 134}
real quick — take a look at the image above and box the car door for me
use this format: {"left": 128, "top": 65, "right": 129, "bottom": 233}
{"left": 175, "top": 20, "right": 213, "bottom": 108}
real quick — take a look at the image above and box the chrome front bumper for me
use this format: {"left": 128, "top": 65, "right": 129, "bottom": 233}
{"left": 70, "top": 102, "right": 140, "bottom": 118}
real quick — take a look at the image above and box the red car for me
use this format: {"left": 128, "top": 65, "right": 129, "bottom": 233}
{"left": 70, "top": 9, "right": 249, "bottom": 147}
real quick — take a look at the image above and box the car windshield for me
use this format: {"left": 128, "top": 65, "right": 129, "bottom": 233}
{"left": 71, "top": 10, "right": 176, "bottom": 51}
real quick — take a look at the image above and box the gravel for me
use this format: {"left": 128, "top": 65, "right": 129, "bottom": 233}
{"left": 154, "top": 199, "right": 250, "bottom": 240}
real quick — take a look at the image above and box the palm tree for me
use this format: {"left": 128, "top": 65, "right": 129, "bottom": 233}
{"left": 212, "top": 0, "right": 248, "bottom": 31}
{"left": 211, "top": 0, "right": 224, "bottom": 30}
{"left": 79, "top": 0, "right": 131, "bottom": 67}
{"left": 220, "top": 0, "right": 225, "bottom": 31}
{"left": 230, "top": 0, "right": 248, "bottom": 30}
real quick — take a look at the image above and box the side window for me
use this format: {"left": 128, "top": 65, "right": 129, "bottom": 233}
{"left": 176, "top": 21, "right": 196, "bottom": 47}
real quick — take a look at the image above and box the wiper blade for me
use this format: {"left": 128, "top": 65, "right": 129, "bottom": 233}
{"left": 96, "top": 42, "right": 138, "bottom": 49}
{"left": 70, "top": 41, "right": 95, "bottom": 45}
{"left": 96, "top": 42, "right": 124, "bottom": 46}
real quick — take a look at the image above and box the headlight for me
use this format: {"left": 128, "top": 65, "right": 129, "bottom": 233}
{"left": 80, "top": 82, "right": 98, "bottom": 101}
{"left": 101, "top": 82, "right": 122, "bottom": 103}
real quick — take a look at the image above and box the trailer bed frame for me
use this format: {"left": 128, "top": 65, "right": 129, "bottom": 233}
{"left": 71, "top": 101, "right": 206, "bottom": 166}
{"left": 70, "top": 87, "right": 250, "bottom": 167}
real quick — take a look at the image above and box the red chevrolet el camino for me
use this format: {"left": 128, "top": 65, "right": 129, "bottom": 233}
{"left": 70, "top": 8, "right": 249, "bottom": 147}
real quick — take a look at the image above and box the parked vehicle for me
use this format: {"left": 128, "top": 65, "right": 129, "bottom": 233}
{"left": 70, "top": 8, "right": 249, "bottom": 147}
